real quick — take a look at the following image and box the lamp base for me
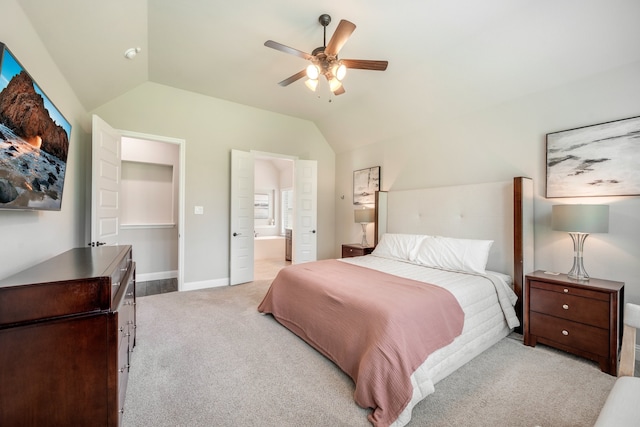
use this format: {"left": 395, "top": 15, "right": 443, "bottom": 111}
{"left": 360, "top": 223, "right": 369, "bottom": 247}
{"left": 567, "top": 232, "right": 589, "bottom": 281}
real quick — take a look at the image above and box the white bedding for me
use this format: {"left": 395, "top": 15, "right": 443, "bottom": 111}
{"left": 339, "top": 254, "right": 519, "bottom": 427}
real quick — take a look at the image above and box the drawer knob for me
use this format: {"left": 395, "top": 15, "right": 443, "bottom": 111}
{"left": 562, "top": 330, "right": 569, "bottom": 336}
{"left": 563, "top": 288, "right": 569, "bottom": 293}
{"left": 562, "top": 304, "right": 569, "bottom": 310}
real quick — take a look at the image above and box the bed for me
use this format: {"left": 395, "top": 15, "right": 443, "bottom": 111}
{"left": 258, "top": 178, "right": 534, "bottom": 427}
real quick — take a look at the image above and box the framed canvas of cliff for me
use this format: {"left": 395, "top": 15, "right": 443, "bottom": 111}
{"left": 0, "top": 42, "right": 72, "bottom": 211}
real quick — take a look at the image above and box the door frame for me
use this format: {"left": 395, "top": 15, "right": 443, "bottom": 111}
{"left": 249, "top": 150, "right": 316, "bottom": 266}
{"left": 119, "top": 130, "right": 186, "bottom": 291}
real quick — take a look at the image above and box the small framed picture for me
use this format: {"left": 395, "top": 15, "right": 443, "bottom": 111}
{"left": 353, "top": 166, "right": 380, "bottom": 205}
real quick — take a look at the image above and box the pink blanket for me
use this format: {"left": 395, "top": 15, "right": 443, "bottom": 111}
{"left": 258, "top": 259, "right": 464, "bottom": 426}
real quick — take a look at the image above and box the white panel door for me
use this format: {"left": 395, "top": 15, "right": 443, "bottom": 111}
{"left": 293, "top": 159, "right": 317, "bottom": 263}
{"left": 230, "top": 149, "right": 254, "bottom": 285}
{"left": 91, "top": 115, "right": 121, "bottom": 247}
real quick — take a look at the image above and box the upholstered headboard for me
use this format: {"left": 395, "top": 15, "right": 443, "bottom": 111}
{"left": 376, "top": 177, "right": 533, "bottom": 329}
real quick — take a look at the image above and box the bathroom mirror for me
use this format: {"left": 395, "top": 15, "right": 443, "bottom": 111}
{"left": 254, "top": 189, "right": 275, "bottom": 227}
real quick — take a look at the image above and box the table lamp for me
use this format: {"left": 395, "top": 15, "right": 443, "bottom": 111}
{"left": 354, "top": 208, "right": 375, "bottom": 247}
{"left": 551, "top": 204, "right": 609, "bottom": 281}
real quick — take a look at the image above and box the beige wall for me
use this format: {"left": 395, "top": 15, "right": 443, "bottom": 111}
{"left": 0, "top": 1, "right": 90, "bottom": 279}
{"left": 92, "top": 82, "right": 335, "bottom": 285}
{"left": 336, "top": 60, "right": 640, "bottom": 305}
{"left": 1, "top": 1, "right": 335, "bottom": 285}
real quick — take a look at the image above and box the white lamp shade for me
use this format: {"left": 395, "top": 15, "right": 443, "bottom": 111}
{"left": 305, "top": 79, "right": 318, "bottom": 91}
{"left": 328, "top": 77, "right": 342, "bottom": 92}
{"left": 551, "top": 204, "right": 609, "bottom": 233}
{"left": 354, "top": 208, "right": 375, "bottom": 223}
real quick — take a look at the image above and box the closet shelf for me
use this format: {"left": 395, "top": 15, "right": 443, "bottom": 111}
{"left": 121, "top": 223, "right": 176, "bottom": 230}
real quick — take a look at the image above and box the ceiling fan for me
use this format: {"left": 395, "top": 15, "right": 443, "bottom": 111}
{"left": 264, "top": 14, "right": 388, "bottom": 96}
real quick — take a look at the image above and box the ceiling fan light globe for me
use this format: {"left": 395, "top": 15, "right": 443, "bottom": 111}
{"left": 306, "top": 64, "right": 320, "bottom": 80}
{"left": 335, "top": 63, "right": 347, "bottom": 81}
{"left": 305, "top": 79, "right": 319, "bottom": 92}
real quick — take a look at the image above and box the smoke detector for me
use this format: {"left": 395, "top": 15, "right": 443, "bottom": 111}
{"left": 124, "top": 47, "right": 141, "bottom": 60}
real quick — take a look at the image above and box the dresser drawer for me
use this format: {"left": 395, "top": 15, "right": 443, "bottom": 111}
{"left": 530, "top": 287, "right": 609, "bottom": 328}
{"left": 117, "top": 338, "right": 130, "bottom": 423}
{"left": 530, "top": 312, "right": 609, "bottom": 357}
{"left": 111, "top": 249, "right": 133, "bottom": 303}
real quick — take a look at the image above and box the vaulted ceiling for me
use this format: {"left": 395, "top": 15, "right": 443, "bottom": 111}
{"left": 18, "top": 0, "right": 640, "bottom": 153}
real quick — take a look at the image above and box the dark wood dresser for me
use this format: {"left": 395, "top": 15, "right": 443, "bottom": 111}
{"left": 524, "top": 270, "right": 624, "bottom": 375}
{"left": 0, "top": 246, "right": 136, "bottom": 426}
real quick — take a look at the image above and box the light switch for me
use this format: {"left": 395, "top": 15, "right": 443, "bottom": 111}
{"left": 194, "top": 206, "right": 204, "bottom": 215}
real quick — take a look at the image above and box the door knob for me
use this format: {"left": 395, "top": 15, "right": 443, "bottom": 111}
{"left": 233, "top": 232, "right": 242, "bottom": 237}
{"left": 311, "top": 230, "right": 316, "bottom": 234}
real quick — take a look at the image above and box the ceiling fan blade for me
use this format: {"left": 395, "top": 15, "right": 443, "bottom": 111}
{"left": 278, "top": 70, "right": 307, "bottom": 87}
{"left": 342, "top": 59, "right": 388, "bottom": 71}
{"left": 325, "top": 20, "right": 356, "bottom": 56}
{"left": 333, "top": 85, "right": 346, "bottom": 96}
{"left": 265, "top": 40, "right": 312, "bottom": 60}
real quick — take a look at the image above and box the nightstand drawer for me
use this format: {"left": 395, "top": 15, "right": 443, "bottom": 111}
{"left": 530, "top": 312, "right": 609, "bottom": 357}
{"left": 341, "top": 244, "right": 373, "bottom": 258}
{"left": 530, "top": 287, "right": 609, "bottom": 328}
{"left": 342, "top": 247, "right": 364, "bottom": 257}
{"left": 529, "top": 279, "right": 610, "bottom": 302}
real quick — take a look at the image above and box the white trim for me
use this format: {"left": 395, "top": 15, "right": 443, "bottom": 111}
{"left": 250, "top": 150, "right": 298, "bottom": 161}
{"left": 136, "top": 270, "right": 178, "bottom": 283}
{"left": 182, "top": 277, "right": 229, "bottom": 292}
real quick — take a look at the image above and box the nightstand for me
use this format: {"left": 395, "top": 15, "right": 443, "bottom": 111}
{"left": 341, "top": 243, "right": 374, "bottom": 258}
{"left": 524, "top": 270, "right": 624, "bottom": 375}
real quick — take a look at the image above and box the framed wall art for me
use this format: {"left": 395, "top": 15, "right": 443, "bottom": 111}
{"left": 353, "top": 166, "right": 380, "bottom": 205}
{"left": 546, "top": 115, "right": 640, "bottom": 198}
{"left": 0, "top": 42, "right": 72, "bottom": 211}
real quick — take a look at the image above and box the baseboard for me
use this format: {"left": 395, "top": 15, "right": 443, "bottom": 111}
{"left": 136, "top": 270, "right": 178, "bottom": 283}
{"left": 182, "top": 277, "right": 229, "bottom": 292}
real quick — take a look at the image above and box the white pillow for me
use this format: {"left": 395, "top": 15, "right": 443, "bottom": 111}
{"left": 412, "top": 235, "right": 493, "bottom": 274}
{"left": 371, "top": 233, "right": 428, "bottom": 261}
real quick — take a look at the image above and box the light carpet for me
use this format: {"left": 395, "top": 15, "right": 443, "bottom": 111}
{"left": 122, "top": 279, "right": 616, "bottom": 427}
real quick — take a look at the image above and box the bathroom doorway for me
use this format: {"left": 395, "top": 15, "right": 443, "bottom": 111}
{"left": 230, "top": 150, "right": 317, "bottom": 285}
{"left": 253, "top": 153, "right": 293, "bottom": 280}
